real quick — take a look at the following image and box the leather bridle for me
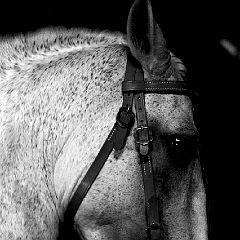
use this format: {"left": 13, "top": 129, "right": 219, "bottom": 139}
{"left": 63, "top": 52, "right": 195, "bottom": 239}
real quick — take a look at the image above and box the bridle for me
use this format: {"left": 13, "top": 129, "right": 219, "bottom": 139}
{"left": 63, "top": 52, "right": 196, "bottom": 239}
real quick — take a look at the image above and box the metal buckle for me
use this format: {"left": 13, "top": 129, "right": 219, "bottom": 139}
{"left": 135, "top": 126, "right": 153, "bottom": 156}
{"left": 116, "top": 107, "right": 135, "bottom": 129}
{"left": 135, "top": 126, "right": 153, "bottom": 146}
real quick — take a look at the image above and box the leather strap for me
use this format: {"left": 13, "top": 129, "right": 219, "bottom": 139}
{"left": 64, "top": 122, "right": 119, "bottom": 225}
{"left": 64, "top": 107, "right": 135, "bottom": 224}
{"left": 114, "top": 53, "right": 136, "bottom": 150}
{"left": 133, "top": 71, "right": 161, "bottom": 239}
{"left": 122, "top": 80, "right": 191, "bottom": 95}
{"left": 64, "top": 53, "right": 136, "bottom": 226}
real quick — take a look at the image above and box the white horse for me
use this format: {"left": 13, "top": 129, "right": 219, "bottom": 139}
{"left": 0, "top": 0, "right": 209, "bottom": 239}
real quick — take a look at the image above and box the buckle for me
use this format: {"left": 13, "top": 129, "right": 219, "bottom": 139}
{"left": 135, "top": 126, "right": 153, "bottom": 146}
{"left": 135, "top": 126, "right": 153, "bottom": 156}
{"left": 116, "top": 107, "right": 135, "bottom": 129}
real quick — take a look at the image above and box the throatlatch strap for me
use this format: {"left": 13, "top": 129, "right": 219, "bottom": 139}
{"left": 64, "top": 123, "right": 118, "bottom": 224}
{"left": 64, "top": 53, "right": 136, "bottom": 227}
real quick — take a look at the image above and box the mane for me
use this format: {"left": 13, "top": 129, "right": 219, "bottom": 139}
{"left": 0, "top": 27, "right": 127, "bottom": 74}
{"left": 170, "top": 52, "right": 187, "bottom": 78}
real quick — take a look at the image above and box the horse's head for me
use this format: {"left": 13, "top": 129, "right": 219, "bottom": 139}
{"left": 57, "top": 1, "right": 208, "bottom": 239}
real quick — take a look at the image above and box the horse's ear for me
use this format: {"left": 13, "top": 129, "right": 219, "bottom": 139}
{"left": 127, "top": 0, "right": 171, "bottom": 76}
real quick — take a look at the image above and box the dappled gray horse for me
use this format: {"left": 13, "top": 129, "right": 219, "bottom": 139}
{"left": 0, "top": 0, "right": 208, "bottom": 239}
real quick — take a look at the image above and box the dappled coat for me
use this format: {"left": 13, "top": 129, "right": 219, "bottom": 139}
{"left": 0, "top": 0, "right": 208, "bottom": 239}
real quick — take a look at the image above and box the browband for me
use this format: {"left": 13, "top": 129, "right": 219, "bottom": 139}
{"left": 122, "top": 80, "right": 192, "bottom": 95}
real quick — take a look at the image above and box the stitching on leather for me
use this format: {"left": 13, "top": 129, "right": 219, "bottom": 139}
{"left": 145, "top": 87, "right": 187, "bottom": 91}
{"left": 146, "top": 81, "right": 185, "bottom": 84}
{"left": 107, "top": 126, "right": 117, "bottom": 141}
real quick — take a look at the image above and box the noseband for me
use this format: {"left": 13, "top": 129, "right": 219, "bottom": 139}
{"left": 63, "top": 52, "right": 195, "bottom": 239}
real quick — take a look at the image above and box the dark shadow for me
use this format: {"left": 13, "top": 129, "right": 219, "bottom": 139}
{"left": 58, "top": 221, "right": 82, "bottom": 240}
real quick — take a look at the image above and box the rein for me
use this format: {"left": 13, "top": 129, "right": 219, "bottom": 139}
{"left": 63, "top": 52, "right": 195, "bottom": 239}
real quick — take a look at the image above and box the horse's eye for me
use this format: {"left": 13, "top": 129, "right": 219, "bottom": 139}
{"left": 171, "top": 137, "right": 190, "bottom": 150}
{"left": 167, "top": 136, "right": 198, "bottom": 167}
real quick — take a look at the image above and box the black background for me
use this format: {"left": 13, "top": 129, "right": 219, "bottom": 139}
{"left": 1, "top": 0, "right": 238, "bottom": 238}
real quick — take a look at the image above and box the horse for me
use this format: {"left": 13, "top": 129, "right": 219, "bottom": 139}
{"left": 0, "top": 0, "right": 209, "bottom": 239}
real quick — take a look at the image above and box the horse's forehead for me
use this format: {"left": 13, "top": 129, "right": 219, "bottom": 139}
{"left": 144, "top": 93, "right": 196, "bottom": 135}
